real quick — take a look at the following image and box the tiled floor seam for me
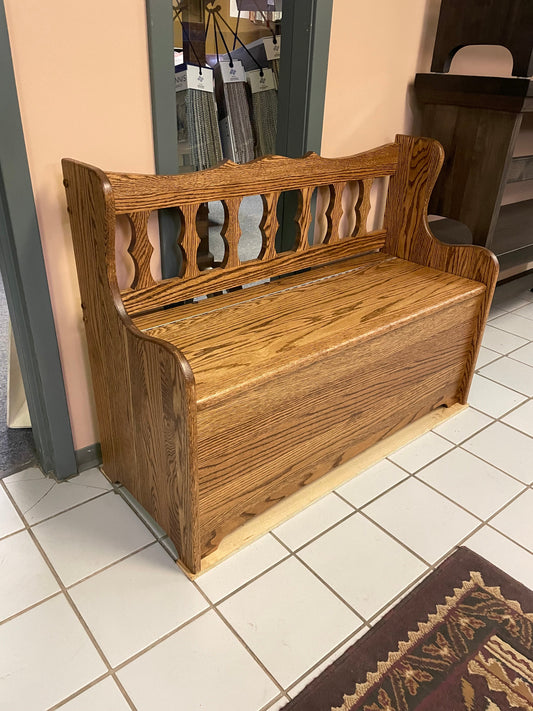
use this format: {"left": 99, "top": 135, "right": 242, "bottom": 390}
{"left": 259, "top": 694, "right": 291, "bottom": 711}
{"left": 455, "top": 442, "right": 532, "bottom": 486}
{"left": 210, "top": 604, "right": 287, "bottom": 698}
{"left": 64, "top": 541, "right": 159, "bottom": 591}
{"left": 18, "top": 528, "right": 137, "bottom": 710}
{"left": 333, "top": 474, "right": 411, "bottom": 512}
{"left": 273, "top": 507, "right": 358, "bottom": 556}
{"left": 283, "top": 625, "right": 370, "bottom": 700}
{"left": 0, "top": 480, "right": 138, "bottom": 709}
{"left": 484, "top": 522, "right": 533, "bottom": 556}
{"left": 355, "top": 508, "right": 442, "bottom": 569}
{"left": 9, "top": 487, "right": 112, "bottom": 529}
{"left": 293, "top": 533, "right": 419, "bottom": 622}
{"left": 475, "top": 370, "right": 533, "bottom": 398}
{"left": 0, "top": 590, "right": 62, "bottom": 628}
{"left": 190, "top": 543, "right": 292, "bottom": 607}
{"left": 109, "top": 607, "right": 213, "bottom": 673}
{"left": 45, "top": 673, "right": 113, "bottom": 710}
{"left": 411, "top": 468, "right": 529, "bottom": 521}
{"left": 269, "top": 530, "right": 370, "bottom": 619}
{"left": 269, "top": 529, "right": 374, "bottom": 622}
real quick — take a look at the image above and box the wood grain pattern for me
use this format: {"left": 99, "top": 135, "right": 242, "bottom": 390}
{"left": 120, "top": 231, "right": 388, "bottom": 316}
{"left": 131, "top": 252, "right": 388, "bottom": 331}
{"left": 417, "top": 100, "right": 522, "bottom": 248}
{"left": 294, "top": 187, "right": 314, "bottom": 252}
{"left": 220, "top": 198, "right": 242, "bottom": 269}
{"left": 179, "top": 203, "right": 201, "bottom": 280}
{"left": 126, "top": 211, "right": 156, "bottom": 290}
{"left": 62, "top": 159, "right": 200, "bottom": 573}
{"left": 383, "top": 135, "right": 499, "bottom": 402}
{"left": 183, "top": 403, "right": 467, "bottom": 578}
{"left": 62, "top": 135, "right": 497, "bottom": 575}
{"left": 259, "top": 191, "right": 280, "bottom": 260}
{"left": 106, "top": 145, "right": 400, "bottom": 213}
{"left": 195, "top": 297, "right": 482, "bottom": 555}
{"left": 354, "top": 178, "right": 373, "bottom": 237}
{"left": 430, "top": 0, "right": 533, "bottom": 78}
{"left": 144, "top": 257, "right": 484, "bottom": 407}
{"left": 324, "top": 182, "right": 346, "bottom": 244}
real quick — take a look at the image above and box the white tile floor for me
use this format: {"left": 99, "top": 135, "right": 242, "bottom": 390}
{"left": 1, "top": 275, "right": 533, "bottom": 711}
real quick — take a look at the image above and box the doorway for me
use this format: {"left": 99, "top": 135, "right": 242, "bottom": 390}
{"left": 0, "top": 0, "right": 77, "bottom": 480}
{"left": 145, "top": 0, "right": 333, "bottom": 276}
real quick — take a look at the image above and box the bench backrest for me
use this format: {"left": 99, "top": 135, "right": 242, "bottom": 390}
{"left": 63, "top": 140, "right": 406, "bottom": 318}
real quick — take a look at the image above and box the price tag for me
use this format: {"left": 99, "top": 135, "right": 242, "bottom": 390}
{"left": 175, "top": 65, "right": 214, "bottom": 92}
{"left": 247, "top": 68, "right": 276, "bottom": 94}
{"left": 219, "top": 60, "right": 246, "bottom": 84}
{"left": 263, "top": 36, "right": 281, "bottom": 61}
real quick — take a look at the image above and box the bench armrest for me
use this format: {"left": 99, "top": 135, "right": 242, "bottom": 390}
{"left": 383, "top": 134, "right": 499, "bottom": 291}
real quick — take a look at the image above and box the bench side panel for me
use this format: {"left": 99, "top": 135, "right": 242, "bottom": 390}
{"left": 383, "top": 134, "right": 499, "bottom": 402}
{"left": 62, "top": 159, "right": 201, "bottom": 572}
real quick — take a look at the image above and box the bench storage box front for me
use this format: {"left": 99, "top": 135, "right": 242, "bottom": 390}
{"left": 62, "top": 135, "right": 498, "bottom": 575}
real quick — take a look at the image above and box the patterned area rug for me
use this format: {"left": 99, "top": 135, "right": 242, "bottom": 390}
{"left": 284, "top": 548, "right": 533, "bottom": 710}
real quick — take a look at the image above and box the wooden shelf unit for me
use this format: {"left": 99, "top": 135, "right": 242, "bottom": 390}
{"left": 415, "top": 73, "right": 533, "bottom": 279}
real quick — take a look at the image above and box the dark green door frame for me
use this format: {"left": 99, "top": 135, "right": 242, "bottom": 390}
{"left": 145, "top": 0, "right": 333, "bottom": 269}
{"left": 0, "top": 1, "right": 77, "bottom": 479}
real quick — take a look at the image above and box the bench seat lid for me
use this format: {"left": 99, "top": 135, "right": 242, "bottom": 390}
{"left": 134, "top": 254, "right": 485, "bottom": 408}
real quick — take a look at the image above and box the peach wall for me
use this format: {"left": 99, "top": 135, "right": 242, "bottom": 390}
{"left": 5, "top": 0, "right": 532, "bottom": 453}
{"left": 321, "top": 0, "right": 441, "bottom": 157}
{"left": 4, "top": 0, "right": 156, "bottom": 449}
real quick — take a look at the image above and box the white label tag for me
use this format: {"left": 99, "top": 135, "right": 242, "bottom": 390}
{"left": 263, "top": 36, "right": 281, "bottom": 61}
{"left": 247, "top": 68, "right": 276, "bottom": 93}
{"left": 175, "top": 65, "right": 214, "bottom": 92}
{"left": 219, "top": 60, "right": 246, "bottom": 84}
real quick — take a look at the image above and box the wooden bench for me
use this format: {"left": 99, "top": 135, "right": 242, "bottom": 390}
{"left": 62, "top": 135, "right": 498, "bottom": 576}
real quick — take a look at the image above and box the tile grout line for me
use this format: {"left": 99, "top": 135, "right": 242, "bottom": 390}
{"left": 3, "top": 483, "right": 113, "bottom": 529}
{"left": 210, "top": 604, "right": 288, "bottom": 699}
{"left": 484, "top": 522, "right": 533, "bottom": 556}
{"left": 411, "top": 468, "right": 529, "bottom": 522}
{"left": 332, "top": 473, "right": 411, "bottom": 512}
{"left": 456, "top": 442, "right": 532, "bottom": 487}
{"left": 242, "top": 532, "right": 375, "bottom": 688}
{"left": 283, "top": 625, "right": 370, "bottom": 701}
{"left": 474, "top": 367, "right": 533, "bottom": 399}
{"left": 45, "top": 674, "right": 112, "bottom": 710}
{"left": 2, "top": 283, "right": 531, "bottom": 709}
{"left": 0, "top": 480, "right": 138, "bottom": 711}
{"left": 198, "top": 548, "right": 293, "bottom": 607}
{"left": 109, "top": 606, "right": 212, "bottom": 674}
{"left": 106, "top": 544, "right": 290, "bottom": 705}
{"left": 0, "top": 590, "right": 63, "bottom": 628}
{"left": 258, "top": 694, "right": 292, "bottom": 711}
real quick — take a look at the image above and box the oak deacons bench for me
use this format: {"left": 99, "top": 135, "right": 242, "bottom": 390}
{"left": 62, "top": 135, "right": 498, "bottom": 575}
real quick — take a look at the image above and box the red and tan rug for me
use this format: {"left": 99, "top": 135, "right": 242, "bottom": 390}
{"left": 284, "top": 548, "right": 533, "bottom": 711}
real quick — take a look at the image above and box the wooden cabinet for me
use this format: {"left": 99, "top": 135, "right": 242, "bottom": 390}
{"left": 415, "top": 72, "right": 533, "bottom": 279}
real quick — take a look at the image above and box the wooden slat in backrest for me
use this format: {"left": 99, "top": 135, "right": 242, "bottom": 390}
{"left": 106, "top": 143, "right": 399, "bottom": 316}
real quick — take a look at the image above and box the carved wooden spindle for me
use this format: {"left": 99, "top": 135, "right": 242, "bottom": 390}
{"left": 179, "top": 203, "right": 201, "bottom": 279}
{"left": 353, "top": 178, "right": 373, "bottom": 237}
{"left": 221, "top": 198, "right": 242, "bottom": 269}
{"left": 324, "top": 182, "right": 347, "bottom": 244}
{"left": 126, "top": 211, "right": 156, "bottom": 289}
{"left": 294, "top": 187, "right": 314, "bottom": 252}
{"left": 259, "top": 192, "right": 280, "bottom": 261}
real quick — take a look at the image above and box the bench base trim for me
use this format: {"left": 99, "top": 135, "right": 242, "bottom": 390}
{"left": 177, "top": 402, "right": 467, "bottom": 579}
